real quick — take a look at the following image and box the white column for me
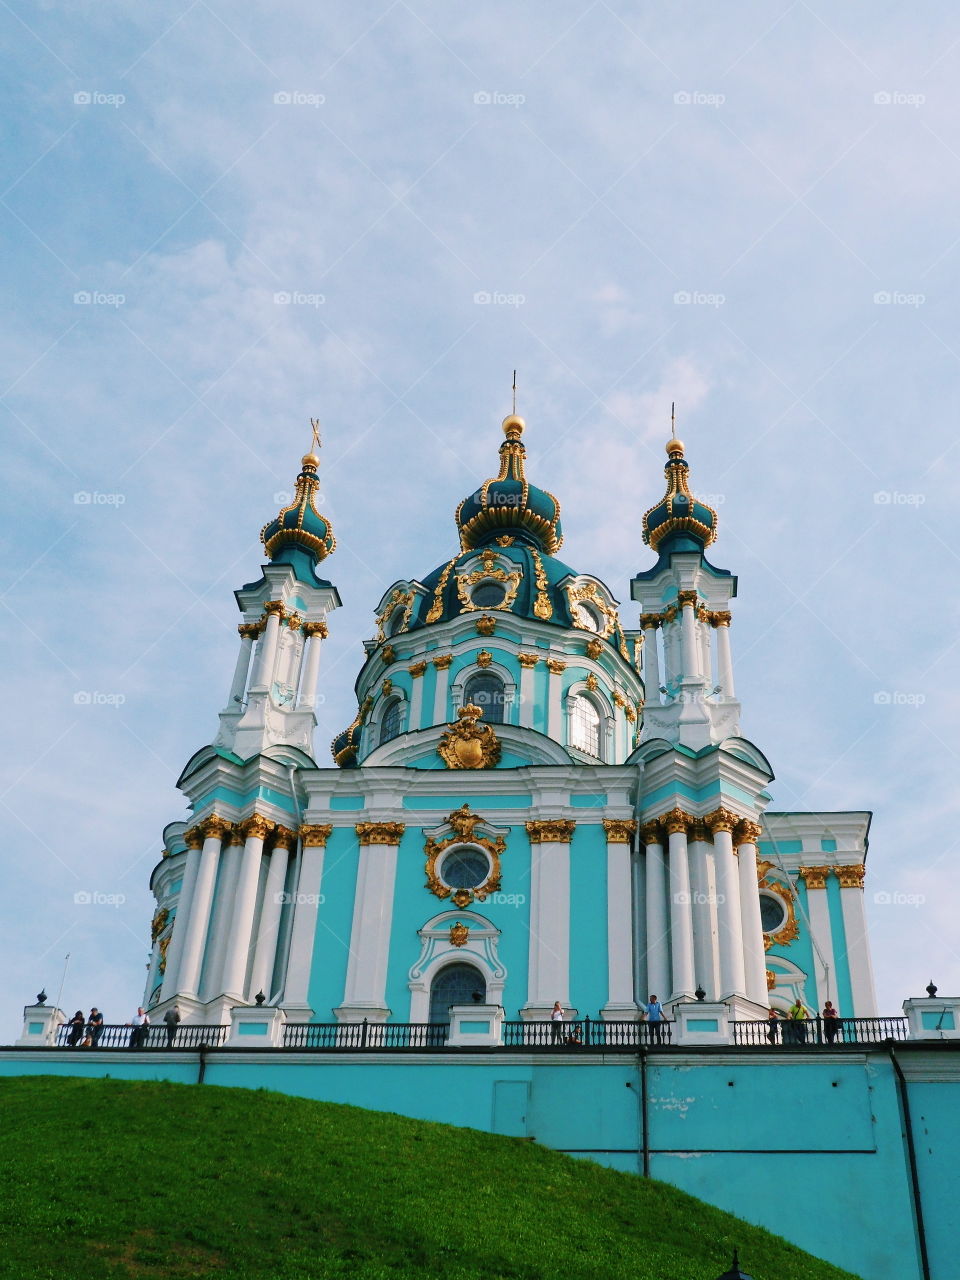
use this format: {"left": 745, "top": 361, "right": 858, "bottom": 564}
{"left": 408, "top": 663, "right": 426, "bottom": 728}
{"left": 711, "top": 816, "right": 747, "bottom": 998}
{"left": 220, "top": 816, "right": 272, "bottom": 1001}
{"left": 699, "top": 613, "right": 712, "bottom": 687}
{"left": 298, "top": 622, "right": 326, "bottom": 708}
{"left": 715, "top": 616, "right": 735, "bottom": 698}
{"left": 338, "top": 823, "right": 405, "bottom": 1019}
{"left": 250, "top": 604, "right": 283, "bottom": 691}
{"left": 431, "top": 656, "right": 452, "bottom": 725}
{"left": 228, "top": 632, "right": 255, "bottom": 706}
{"left": 688, "top": 830, "right": 720, "bottom": 999}
{"left": 736, "top": 830, "right": 769, "bottom": 1005}
{"left": 678, "top": 594, "right": 701, "bottom": 683}
{"left": 177, "top": 818, "right": 230, "bottom": 998}
{"left": 248, "top": 830, "right": 294, "bottom": 1001}
{"left": 524, "top": 822, "right": 575, "bottom": 1009}
{"left": 800, "top": 867, "right": 838, "bottom": 1009}
{"left": 662, "top": 618, "right": 680, "bottom": 686}
{"left": 666, "top": 817, "right": 696, "bottom": 999}
{"left": 282, "top": 824, "right": 332, "bottom": 1012}
{"left": 642, "top": 827, "right": 670, "bottom": 1001}
{"left": 518, "top": 656, "right": 537, "bottom": 727}
{"left": 837, "top": 865, "right": 878, "bottom": 1016}
{"left": 602, "top": 821, "right": 638, "bottom": 1015}
{"left": 641, "top": 619, "right": 661, "bottom": 703}
{"left": 159, "top": 834, "right": 202, "bottom": 1001}
{"left": 546, "top": 660, "right": 565, "bottom": 742}
{"left": 200, "top": 832, "right": 243, "bottom": 1000}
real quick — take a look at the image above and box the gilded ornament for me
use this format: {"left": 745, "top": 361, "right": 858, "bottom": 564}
{"left": 408, "top": 661, "right": 427, "bottom": 678}
{"left": 150, "top": 907, "right": 169, "bottom": 943}
{"left": 476, "top": 650, "right": 493, "bottom": 668}
{"left": 238, "top": 621, "right": 263, "bottom": 640}
{"left": 425, "top": 558, "right": 457, "bottom": 625}
{"left": 526, "top": 819, "right": 576, "bottom": 844}
{"left": 299, "top": 823, "right": 334, "bottom": 847}
{"left": 602, "top": 819, "right": 637, "bottom": 844}
{"left": 495, "top": 535, "right": 515, "bottom": 546}
{"left": 585, "top": 638, "right": 603, "bottom": 660}
{"left": 677, "top": 590, "right": 698, "bottom": 609}
{"left": 661, "top": 806, "right": 693, "bottom": 836}
{"left": 640, "top": 820, "right": 663, "bottom": 846}
{"left": 238, "top": 814, "right": 274, "bottom": 841}
{"left": 264, "top": 600, "right": 285, "bottom": 617}
{"left": 836, "top": 864, "right": 865, "bottom": 889}
{"left": 199, "top": 814, "right": 232, "bottom": 841}
{"left": 381, "top": 644, "right": 396, "bottom": 665}
{"left": 662, "top": 605, "right": 678, "bottom": 624}
{"left": 798, "top": 865, "right": 831, "bottom": 890}
{"left": 758, "top": 871, "right": 801, "bottom": 951}
{"left": 271, "top": 825, "right": 297, "bottom": 851}
{"left": 734, "top": 820, "right": 763, "bottom": 847}
{"left": 766, "top": 968, "right": 777, "bottom": 991}
{"left": 585, "top": 673, "right": 598, "bottom": 692}
{"left": 689, "top": 819, "right": 711, "bottom": 844}
{"left": 451, "top": 889, "right": 473, "bottom": 909}
{"left": 455, "top": 560, "right": 521, "bottom": 613}
{"left": 437, "top": 704, "right": 502, "bottom": 770}
{"left": 286, "top": 612, "right": 303, "bottom": 631}
{"left": 183, "top": 826, "right": 204, "bottom": 850}
{"left": 624, "top": 704, "right": 636, "bottom": 722}
{"left": 303, "top": 620, "right": 328, "bottom": 639}
{"left": 423, "top": 807, "right": 505, "bottom": 905}
{"left": 546, "top": 658, "right": 566, "bottom": 675}
{"left": 705, "top": 807, "right": 740, "bottom": 835}
{"left": 517, "top": 652, "right": 540, "bottom": 668}
{"left": 432, "top": 653, "right": 454, "bottom": 670}
{"left": 382, "top": 679, "right": 393, "bottom": 696}
{"left": 376, "top": 589, "right": 414, "bottom": 641}
{"left": 531, "top": 549, "right": 554, "bottom": 620}
{"left": 355, "top": 822, "right": 406, "bottom": 846}
{"left": 449, "top": 922, "right": 470, "bottom": 948}
{"left": 713, "top": 611, "right": 732, "bottom": 628}
{"left": 158, "top": 934, "right": 171, "bottom": 975}
{"left": 612, "top": 690, "right": 625, "bottom": 707}
{"left": 639, "top": 613, "right": 662, "bottom": 630}
{"left": 475, "top": 616, "right": 496, "bottom": 636}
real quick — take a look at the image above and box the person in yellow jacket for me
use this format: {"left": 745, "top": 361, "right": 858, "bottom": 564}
{"left": 786, "top": 998, "right": 809, "bottom": 1044}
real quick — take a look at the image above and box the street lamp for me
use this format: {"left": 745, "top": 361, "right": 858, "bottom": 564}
{"left": 714, "top": 1248, "right": 752, "bottom": 1279}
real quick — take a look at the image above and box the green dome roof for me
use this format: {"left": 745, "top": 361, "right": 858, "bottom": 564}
{"left": 642, "top": 438, "right": 718, "bottom": 554}
{"left": 261, "top": 450, "right": 336, "bottom": 568}
{"left": 455, "top": 416, "right": 563, "bottom": 555}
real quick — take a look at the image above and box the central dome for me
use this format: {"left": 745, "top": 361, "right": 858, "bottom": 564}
{"left": 455, "top": 416, "right": 563, "bottom": 555}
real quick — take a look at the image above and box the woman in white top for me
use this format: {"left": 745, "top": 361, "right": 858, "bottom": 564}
{"left": 550, "top": 1001, "right": 564, "bottom": 1044}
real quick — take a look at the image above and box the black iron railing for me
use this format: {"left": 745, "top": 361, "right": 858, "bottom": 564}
{"left": 55, "top": 1023, "right": 228, "bottom": 1049}
{"left": 283, "top": 1021, "right": 449, "bottom": 1050}
{"left": 733, "top": 1016, "right": 908, "bottom": 1047}
{"left": 496, "top": 1018, "right": 672, "bottom": 1048}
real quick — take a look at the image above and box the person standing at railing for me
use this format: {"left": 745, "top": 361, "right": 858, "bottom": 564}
{"left": 66, "top": 1011, "right": 85, "bottom": 1047}
{"left": 766, "top": 1008, "right": 781, "bottom": 1044}
{"left": 86, "top": 1008, "right": 104, "bottom": 1048}
{"left": 822, "top": 1000, "right": 840, "bottom": 1044}
{"left": 786, "top": 998, "right": 809, "bottom": 1044}
{"left": 550, "top": 1001, "right": 565, "bottom": 1044}
{"left": 162, "top": 1005, "right": 181, "bottom": 1048}
{"left": 643, "top": 995, "right": 667, "bottom": 1044}
{"left": 129, "top": 1008, "right": 149, "bottom": 1049}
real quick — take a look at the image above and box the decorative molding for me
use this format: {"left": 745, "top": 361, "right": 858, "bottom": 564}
{"left": 565, "top": 580, "right": 616, "bottom": 637}
{"left": 303, "top": 620, "right": 329, "bottom": 639}
{"left": 183, "top": 826, "right": 204, "bottom": 850}
{"left": 517, "top": 652, "right": 540, "bottom": 668}
{"left": 263, "top": 600, "right": 285, "bottom": 617}
{"left": 424, "top": 806, "right": 505, "bottom": 906}
{"left": 437, "top": 704, "right": 501, "bottom": 770}
{"left": 355, "top": 822, "right": 406, "bottom": 846}
{"left": 705, "top": 807, "right": 740, "bottom": 835}
{"left": 602, "top": 819, "right": 637, "bottom": 844}
{"left": 271, "top": 825, "right": 298, "bottom": 851}
{"left": 585, "top": 638, "right": 603, "bottom": 660}
{"left": 449, "top": 922, "right": 469, "bottom": 948}
{"left": 432, "top": 653, "right": 453, "bottom": 670}
{"left": 425, "top": 557, "right": 457, "bottom": 625}
{"left": 759, "top": 872, "right": 801, "bottom": 951}
{"left": 455, "top": 554, "right": 521, "bottom": 613}
{"left": 798, "top": 865, "right": 831, "bottom": 890}
{"left": 408, "top": 660, "right": 427, "bottom": 678}
{"left": 677, "top": 590, "right": 698, "bottom": 608}
{"left": 381, "top": 644, "right": 396, "bottom": 665}
{"left": 526, "top": 819, "right": 577, "bottom": 844}
{"left": 238, "top": 621, "right": 263, "bottom": 640}
{"left": 689, "top": 819, "right": 712, "bottom": 844}
{"left": 238, "top": 814, "right": 274, "bottom": 841}
{"left": 476, "top": 650, "right": 493, "bottom": 668}
{"left": 375, "top": 588, "right": 414, "bottom": 641}
{"left": 286, "top": 612, "right": 303, "bottom": 631}
{"left": 475, "top": 615, "right": 496, "bottom": 636}
{"left": 639, "top": 613, "right": 661, "bottom": 630}
{"left": 382, "top": 678, "right": 394, "bottom": 696}
{"left": 639, "top": 820, "right": 662, "bottom": 846}
{"left": 734, "top": 820, "right": 763, "bottom": 847}
{"left": 836, "top": 863, "right": 866, "bottom": 889}
{"left": 199, "top": 814, "right": 232, "bottom": 841}
{"left": 546, "top": 658, "right": 566, "bottom": 675}
{"left": 712, "top": 610, "right": 732, "bottom": 628}
{"left": 299, "top": 823, "right": 334, "bottom": 847}
{"left": 662, "top": 806, "right": 693, "bottom": 836}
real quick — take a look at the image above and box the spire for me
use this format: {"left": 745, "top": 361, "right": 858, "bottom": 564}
{"left": 641, "top": 412, "right": 718, "bottom": 554}
{"left": 260, "top": 423, "right": 336, "bottom": 570}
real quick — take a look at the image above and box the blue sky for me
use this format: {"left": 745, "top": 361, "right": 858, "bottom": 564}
{"left": 4, "top": 1, "right": 959, "bottom": 1035}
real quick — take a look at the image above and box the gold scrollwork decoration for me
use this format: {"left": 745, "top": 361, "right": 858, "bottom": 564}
{"left": 424, "top": 806, "right": 506, "bottom": 905}
{"left": 836, "top": 863, "right": 865, "bottom": 889}
{"left": 564, "top": 581, "right": 617, "bottom": 637}
{"left": 437, "top": 704, "right": 501, "bottom": 770}
{"left": 150, "top": 907, "right": 169, "bottom": 943}
{"left": 455, "top": 557, "right": 522, "bottom": 613}
{"left": 759, "top": 869, "right": 800, "bottom": 951}
{"left": 475, "top": 615, "right": 496, "bottom": 636}
{"left": 425, "top": 558, "right": 458, "bottom": 625}
{"left": 355, "top": 822, "right": 406, "bottom": 846}
{"left": 376, "top": 589, "right": 414, "bottom": 641}
{"left": 526, "top": 819, "right": 577, "bottom": 843}
{"left": 531, "top": 549, "right": 554, "bottom": 620}
{"left": 602, "top": 819, "right": 637, "bottom": 844}
{"left": 450, "top": 922, "right": 470, "bottom": 948}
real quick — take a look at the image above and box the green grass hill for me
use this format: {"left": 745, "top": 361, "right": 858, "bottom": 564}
{"left": 0, "top": 1076, "right": 859, "bottom": 1280}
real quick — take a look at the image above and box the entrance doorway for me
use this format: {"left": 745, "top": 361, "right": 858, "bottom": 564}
{"left": 428, "top": 963, "right": 486, "bottom": 1024}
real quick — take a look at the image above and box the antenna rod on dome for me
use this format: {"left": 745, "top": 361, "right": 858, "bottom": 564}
{"left": 512, "top": 370, "right": 517, "bottom": 416}
{"left": 309, "top": 418, "right": 322, "bottom": 452}
{"left": 670, "top": 401, "right": 675, "bottom": 437}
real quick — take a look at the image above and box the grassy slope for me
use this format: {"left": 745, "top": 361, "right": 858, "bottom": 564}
{"left": 0, "top": 1077, "right": 859, "bottom": 1280}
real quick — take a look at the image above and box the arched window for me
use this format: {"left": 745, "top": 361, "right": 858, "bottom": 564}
{"left": 570, "top": 694, "right": 601, "bottom": 757}
{"left": 429, "top": 963, "right": 486, "bottom": 1024}
{"left": 471, "top": 581, "right": 506, "bottom": 608}
{"left": 379, "top": 698, "right": 403, "bottom": 745}
{"left": 438, "top": 845, "right": 490, "bottom": 891}
{"left": 463, "top": 671, "right": 505, "bottom": 723}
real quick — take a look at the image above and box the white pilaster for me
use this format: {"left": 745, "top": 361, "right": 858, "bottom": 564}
{"left": 431, "top": 656, "right": 452, "bottom": 726}
{"left": 838, "top": 866, "right": 878, "bottom": 1016}
{"left": 159, "top": 836, "right": 202, "bottom": 1001}
{"left": 736, "top": 833, "right": 769, "bottom": 1005}
{"left": 800, "top": 868, "right": 838, "bottom": 1009}
{"left": 716, "top": 618, "right": 735, "bottom": 698}
{"left": 679, "top": 597, "right": 701, "bottom": 683}
{"left": 518, "top": 657, "right": 537, "bottom": 728}
{"left": 200, "top": 833, "right": 243, "bottom": 1001}
{"left": 228, "top": 633, "right": 255, "bottom": 707}
{"left": 337, "top": 823, "right": 405, "bottom": 1020}
{"left": 177, "top": 819, "right": 230, "bottom": 998}
{"left": 546, "top": 661, "right": 564, "bottom": 742}
{"left": 298, "top": 623, "right": 326, "bottom": 708}
{"left": 642, "top": 828, "right": 670, "bottom": 1001}
{"left": 220, "top": 816, "right": 271, "bottom": 1001}
{"left": 602, "top": 821, "right": 639, "bottom": 1016}
{"left": 524, "top": 822, "right": 575, "bottom": 1012}
{"left": 666, "top": 819, "right": 696, "bottom": 999}
{"left": 712, "top": 818, "right": 747, "bottom": 999}
{"left": 408, "top": 663, "right": 426, "bottom": 729}
{"left": 250, "top": 604, "right": 283, "bottom": 691}
{"left": 641, "top": 620, "right": 661, "bottom": 703}
{"left": 688, "top": 832, "right": 720, "bottom": 999}
{"left": 248, "top": 832, "right": 294, "bottom": 1001}
{"left": 281, "top": 825, "right": 332, "bottom": 1016}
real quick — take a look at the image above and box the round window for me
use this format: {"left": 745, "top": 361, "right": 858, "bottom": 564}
{"left": 471, "top": 581, "right": 507, "bottom": 608}
{"left": 573, "top": 601, "right": 602, "bottom": 632}
{"left": 759, "top": 892, "right": 787, "bottom": 934}
{"left": 439, "top": 845, "right": 490, "bottom": 890}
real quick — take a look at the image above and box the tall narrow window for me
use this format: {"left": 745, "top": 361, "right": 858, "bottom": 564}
{"left": 570, "top": 694, "right": 601, "bottom": 758}
{"left": 379, "top": 698, "right": 403, "bottom": 745}
{"left": 463, "top": 672, "right": 506, "bottom": 723}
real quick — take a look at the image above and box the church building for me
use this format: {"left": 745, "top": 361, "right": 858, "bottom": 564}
{"left": 145, "top": 412, "right": 877, "bottom": 1033}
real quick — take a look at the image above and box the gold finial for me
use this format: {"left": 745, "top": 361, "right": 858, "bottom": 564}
{"left": 303, "top": 418, "right": 321, "bottom": 466}
{"left": 666, "top": 402, "right": 684, "bottom": 456}
{"left": 501, "top": 371, "right": 525, "bottom": 437}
